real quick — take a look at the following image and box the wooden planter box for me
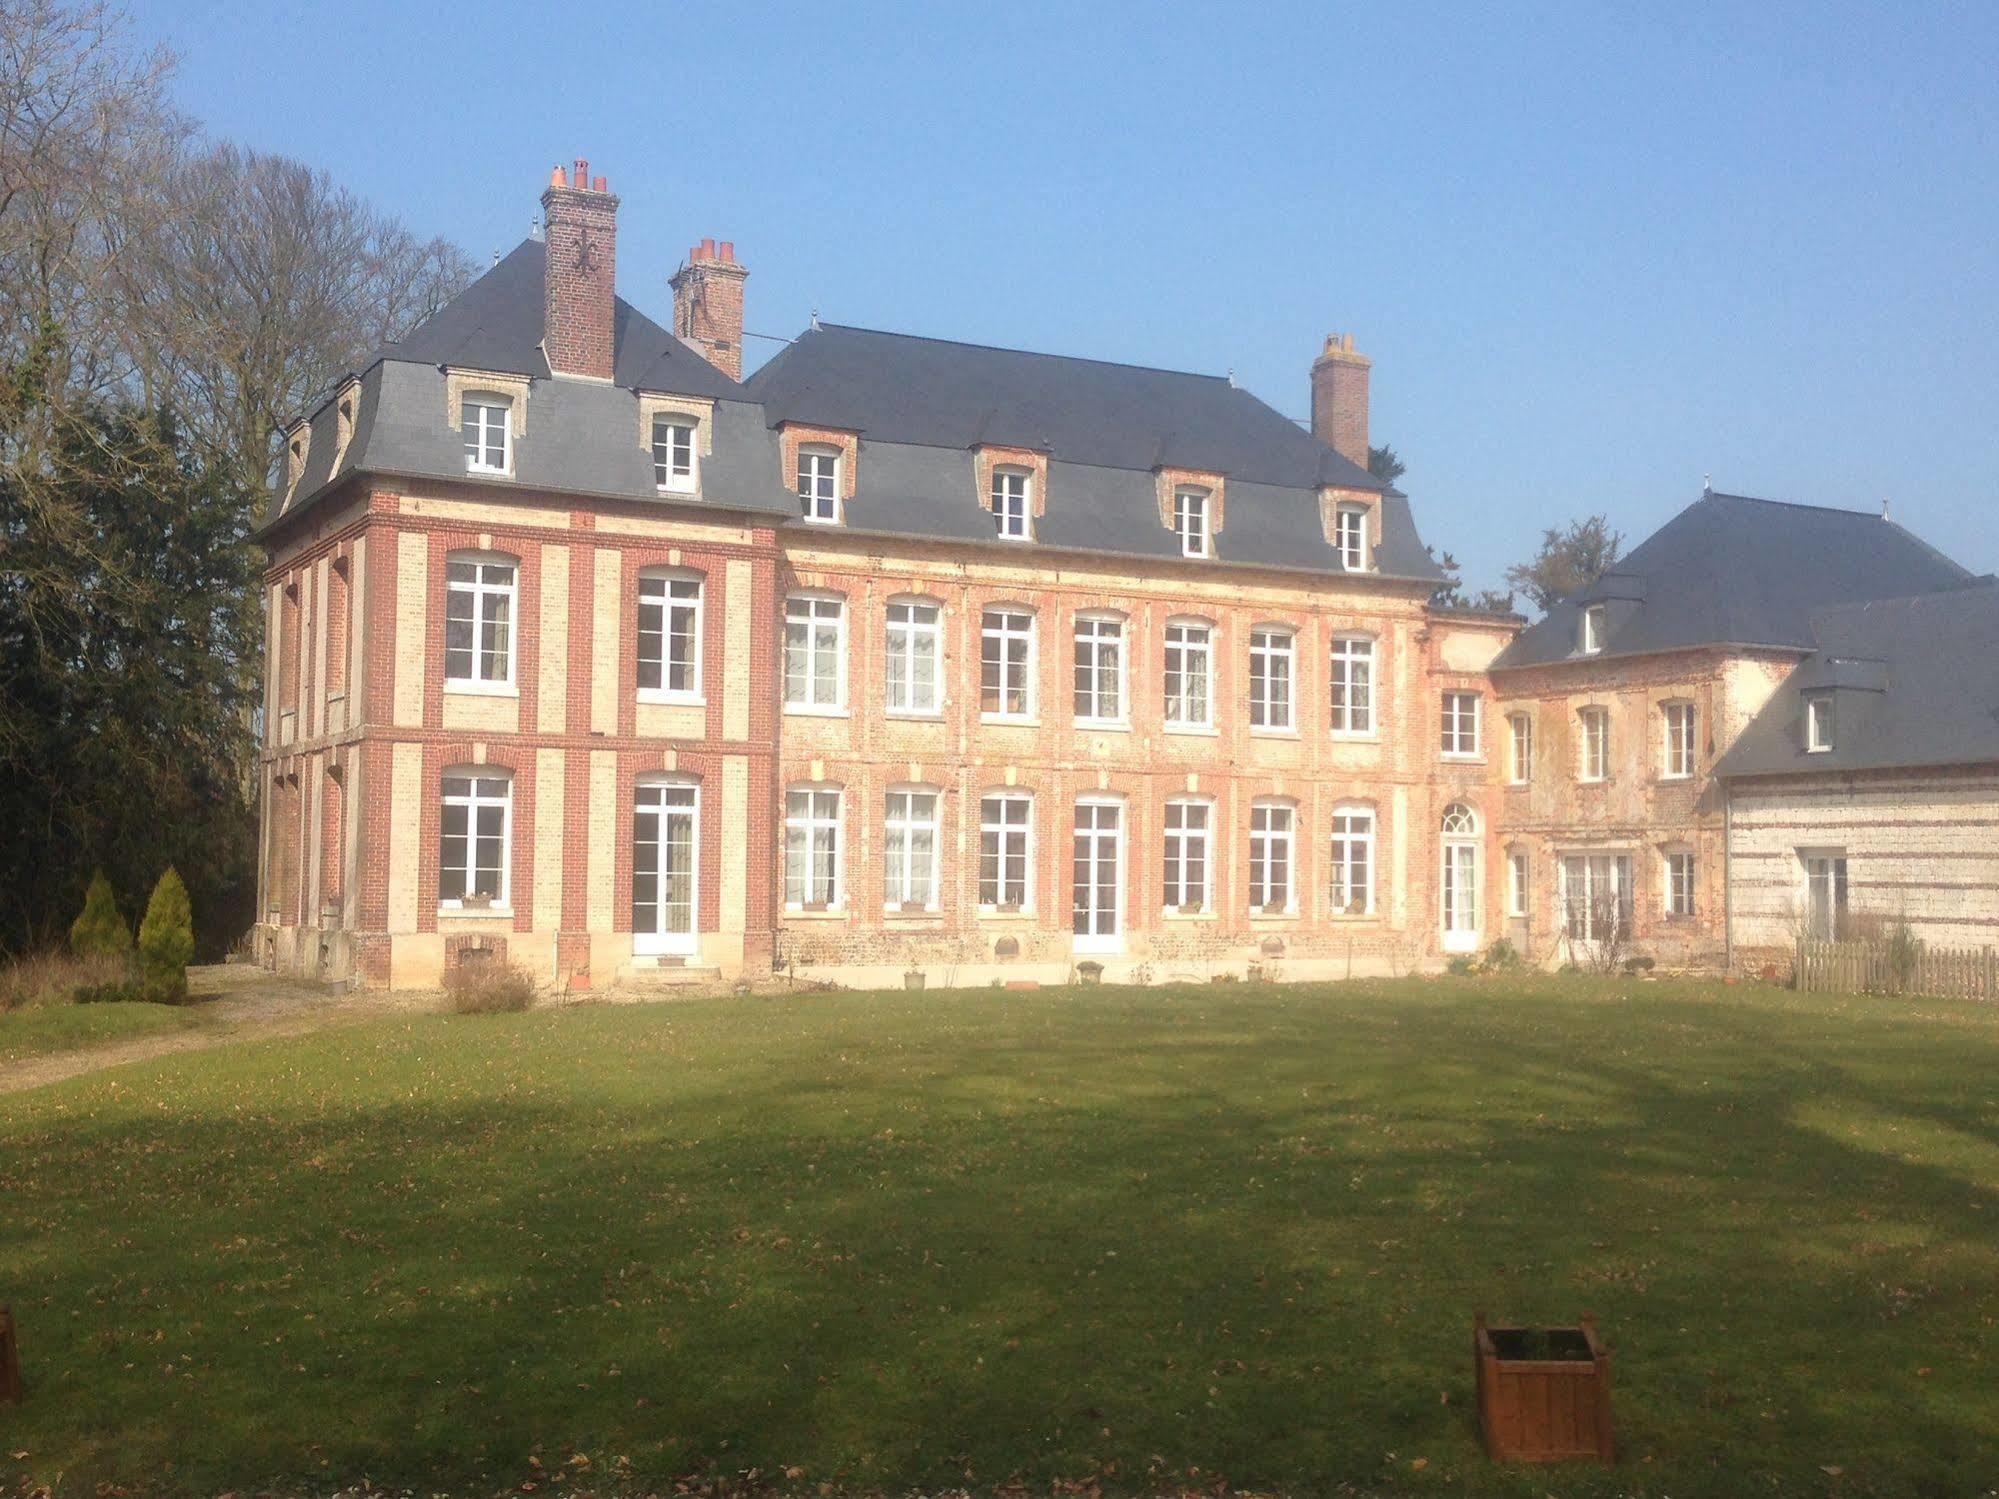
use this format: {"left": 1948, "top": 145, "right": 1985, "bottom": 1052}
{"left": 1474, "top": 1313, "right": 1613, "bottom": 1464}
{"left": 1, "top": 1304, "right": 20, "bottom": 1405}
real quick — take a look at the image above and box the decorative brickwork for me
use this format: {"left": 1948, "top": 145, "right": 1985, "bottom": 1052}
{"left": 669, "top": 239, "right": 749, "bottom": 381}
{"left": 540, "top": 159, "right": 618, "bottom": 381}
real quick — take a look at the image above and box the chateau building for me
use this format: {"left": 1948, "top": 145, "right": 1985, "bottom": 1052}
{"left": 254, "top": 159, "right": 1996, "bottom": 989}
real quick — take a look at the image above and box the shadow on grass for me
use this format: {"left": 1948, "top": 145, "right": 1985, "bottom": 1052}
{"left": 1, "top": 981, "right": 1996, "bottom": 1496}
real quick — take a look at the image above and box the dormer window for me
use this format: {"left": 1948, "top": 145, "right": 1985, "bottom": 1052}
{"left": 1580, "top": 603, "right": 1605, "bottom": 655}
{"left": 652, "top": 416, "right": 697, "bottom": 493}
{"left": 991, "top": 467, "right": 1031, "bottom": 540}
{"left": 798, "top": 444, "right": 840, "bottom": 523}
{"left": 462, "top": 395, "right": 511, "bottom": 475}
{"left": 1805, "top": 693, "right": 1834, "bottom": 753}
{"left": 1335, "top": 503, "right": 1369, "bottom": 570}
{"left": 1174, "top": 488, "right": 1210, "bottom": 557}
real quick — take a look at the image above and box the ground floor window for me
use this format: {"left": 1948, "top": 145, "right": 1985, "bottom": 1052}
{"left": 1507, "top": 849, "right": 1529, "bottom": 919}
{"left": 784, "top": 787, "right": 842, "bottom": 909}
{"left": 1073, "top": 799, "right": 1123, "bottom": 949}
{"left": 1803, "top": 852, "right": 1848, "bottom": 939}
{"left": 1163, "top": 799, "right": 1212, "bottom": 912}
{"left": 1562, "top": 853, "right": 1633, "bottom": 943}
{"left": 1330, "top": 805, "right": 1374, "bottom": 915}
{"left": 1248, "top": 801, "right": 1294, "bottom": 913}
{"left": 883, "top": 788, "right": 941, "bottom": 909}
{"left": 439, "top": 771, "right": 510, "bottom": 907}
{"left": 1665, "top": 849, "right": 1696, "bottom": 919}
{"left": 633, "top": 780, "right": 697, "bottom": 953}
{"left": 979, "top": 792, "right": 1032, "bottom": 910}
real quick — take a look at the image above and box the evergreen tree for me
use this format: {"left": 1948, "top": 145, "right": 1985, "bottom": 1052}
{"left": 137, "top": 866, "right": 194, "bottom": 999}
{"left": 68, "top": 870, "right": 132, "bottom": 957}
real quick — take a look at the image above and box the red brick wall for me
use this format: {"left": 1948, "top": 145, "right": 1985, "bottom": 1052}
{"left": 540, "top": 162, "right": 618, "bottom": 381}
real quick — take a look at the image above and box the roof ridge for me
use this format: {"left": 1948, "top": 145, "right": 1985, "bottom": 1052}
{"left": 1705, "top": 489, "right": 1882, "bottom": 519}
{"left": 812, "top": 321, "right": 1231, "bottom": 384}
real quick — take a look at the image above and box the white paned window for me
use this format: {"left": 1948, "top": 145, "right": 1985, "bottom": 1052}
{"left": 444, "top": 555, "right": 517, "bottom": 687}
{"left": 1663, "top": 701, "right": 1696, "bottom": 779}
{"left": 1163, "top": 799, "right": 1212, "bottom": 912}
{"left": 1073, "top": 614, "right": 1125, "bottom": 724}
{"left": 1562, "top": 853, "right": 1633, "bottom": 943}
{"left": 1072, "top": 799, "right": 1123, "bottom": 948}
{"left": 1249, "top": 801, "right": 1295, "bottom": 913}
{"left": 784, "top": 594, "right": 845, "bottom": 710}
{"left": 632, "top": 780, "right": 698, "bottom": 953}
{"left": 1803, "top": 852, "right": 1848, "bottom": 938}
{"left": 883, "top": 789, "right": 941, "bottom": 910}
{"left": 651, "top": 416, "right": 697, "bottom": 492}
{"left": 1508, "top": 712, "right": 1534, "bottom": 784}
{"left": 462, "top": 397, "right": 510, "bottom": 474}
{"left": 637, "top": 573, "right": 702, "bottom": 697}
{"left": 1508, "top": 850, "right": 1529, "bottom": 918}
{"left": 1163, "top": 619, "right": 1213, "bottom": 728}
{"left": 783, "top": 787, "right": 842, "bottom": 908}
{"left": 439, "top": 771, "right": 510, "bottom": 907}
{"left": 885, "top": 598, "right": 942, "bottom": 714}
{"left": 1174, "top": 488, "right": 1210, "bottom": 557}
{"left": 1249, "top": 628, "right": 1295, "bottom": 731}
{"left": 1581, "top": 604, "right": 1605, "bottom": 655}
{"left": 1335, "top": 503, "right": 1368, "bottom": 570}
{"left": 1441, "top": 691, "right": 1481, "bottom": 757}
{"left": 1330, "top": 804, "right": 1375, "bottom": 915}
{"left": 1806, "top": 694, "right": 1834, "bottom": 753}
{"left": 991, "top": 467, "right": 1031, "bottom": 540}
{"left": 1330, "top": 635, "right": 1374, "bottom": 735}
{"left": 797, "top": 445, "right": 840, "bottom": 523}
{"left": 1666, "top": 849, "right": 1696, "bottom": 918}
{"left": 981, "top": 607, "right": 1035, "bottom": 719}
{"left": 979, "top": 792, "right": 1033, "bottom": 910}
{"left": 1579, "top": 706, "right": 1610, "bottom": 782}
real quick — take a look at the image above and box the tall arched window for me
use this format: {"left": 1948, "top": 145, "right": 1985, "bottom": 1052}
{"left": 1440, "top": 801, "right": 1481, "bottom": 952}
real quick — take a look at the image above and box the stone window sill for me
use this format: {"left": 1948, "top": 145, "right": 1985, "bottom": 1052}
{"left": 784, "top": 704, "right": 849, "bottom": 719}
{"left": 977, "top": 909, "right": 1037, "bottom": 922}
{"left": 1249, "top": 727, "right": 1301, "bottom": 740}
{"left": 637, "top": 690, "right": 705, "bottom": 707}
{"left": 1164, "top": 723, "right": 1219, "bottom": 738}
{"left": 981, "top": 714, "right": 1041, "bottom": 728}
{"left": 884, "top": 709, "right": 946, "bottom": 722}
{"left": 783, "top": 906, "right": 847, "bottom": 921}
{"left": 444, "top": 680, "right": 519, "bottom": 699}
{"left": 1162, "top": 908, "right": 1218, "bottom": 922}
{"left": 439, "top": 905, "right": 513, "bottom": 920}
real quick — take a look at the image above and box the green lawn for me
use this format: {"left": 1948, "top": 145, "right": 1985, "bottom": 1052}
{"left": 0, "top": 999, "right": 201, "bottom": 1067}
{"left": 2, "top": 977, "right": 1995, "bottom": 1497}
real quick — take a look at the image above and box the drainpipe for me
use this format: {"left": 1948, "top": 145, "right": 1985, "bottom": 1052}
{"left": 1722, "top": 779, "right": 1734, "bottom": 973}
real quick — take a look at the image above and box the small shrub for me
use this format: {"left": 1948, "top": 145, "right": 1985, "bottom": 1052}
{"left": 1445, "top": 955, "right": 1476, "bottom": 977}
{"left": 1884, "top": 918, "right": 1922, "bottom": 994}
{"left": 1481, "top": 939, "right": 1521, "bottom": 971}
{"left": 444, "top": 961, "right": 536, "bottom": 1014}
{"left": 1557, "top": 961, "right": 1583, "bottom": 975}
{"left": 1621, "top": 955, "right": 1656, "bottom": 975}
{"left": 69, "top": 872, "right": 132, "bottom": 959}
{"left": 136, "top": 867, "right": 194, "bottom": 1002}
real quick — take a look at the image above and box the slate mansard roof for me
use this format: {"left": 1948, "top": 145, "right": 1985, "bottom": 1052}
{"left": 267, "top": 244, "right": 1447, "bottom": 583}
{"left": 1716, "top": 578, "right": 1999, "bottom": 779}
{"left": 1490, "top": 490, "right": 1976, "bottom": 671}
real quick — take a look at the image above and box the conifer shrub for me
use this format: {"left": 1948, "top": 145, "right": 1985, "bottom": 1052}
{"left": 136, "top": 867, "right": 195, "bottom": 1003}
{"left": 68, "top": 872, "right": 132, "bottom": 958}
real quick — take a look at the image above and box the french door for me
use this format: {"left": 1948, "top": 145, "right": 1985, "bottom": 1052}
{"left": 1072, "top": 800, "right": 1123, "bottom": 953}
{"left": 1561, "top": 853, "right": 1633, "bottom": 947}
{"left": 1441, "top": 839, "right": 1480, "bottom": 953}
{"left": 633, "top": 781, "right": 698, "bottom": 955}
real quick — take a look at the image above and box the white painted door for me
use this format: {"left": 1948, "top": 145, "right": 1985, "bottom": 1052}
{"left": 633, "top": 781, "right": 697, "bottom": 956}
{"left": 1072, "top": 800, "right": 1123, "bottom": 953}
{"left": 1441, "top": 839, "right": 1480, "bottom": 953}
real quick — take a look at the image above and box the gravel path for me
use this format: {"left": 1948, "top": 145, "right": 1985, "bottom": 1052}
{"left": 0, "top": 964, "right": 447, "bottom": 1096}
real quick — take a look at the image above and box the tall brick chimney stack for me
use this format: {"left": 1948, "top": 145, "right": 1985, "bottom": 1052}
{"left": 1310, "top": 332, "right": 1372, "bottom": 471}
{"left": 540, "top": 159, "right": 619, "bottom": 380}
{"left": 670, "top": 239, "right": 750, "bottom": 381}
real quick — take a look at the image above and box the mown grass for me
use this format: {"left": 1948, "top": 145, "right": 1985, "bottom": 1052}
{"left": 1, "top": 975, "right": 1996, "bottom": 1497}
{"left": 0, "top": 998, "right": 200, "bottom": 1067}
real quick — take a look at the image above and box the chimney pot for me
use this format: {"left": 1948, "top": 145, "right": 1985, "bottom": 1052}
{"left": 592, "top": 175, "right": 607, "bottom": 193}
{"left": 574, "top": 157, "right": 588, "bottom": 187}
{"left": 719, "top": 240, "right": 734, "bottom": 262}
{"left": 670, "top": 236, "right": 750, "bottom": 382}
{"left": 541, "top": 155, "right": 618, "bottom": 379}
{"left": 549, "top": 165, "right": 564, "bottom": 188}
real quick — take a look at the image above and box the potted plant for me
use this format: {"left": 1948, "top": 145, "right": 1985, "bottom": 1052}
{"left": 996, "top": 900, "right": 1021, "bottom": 914}
{"left": 903, "top": 967, "right": 925, "bottom": 991}
{"left": 900, "top": 899, "right": 927, "bottom": 914}
{"left": 1075, "top": 960, "right": 1104, "bottom": 986}
{"left": 1473, "top": 1313, "right": 1614, "bottom": 1464}
{"left": 461, "top": 891, "right": 492, "bottom": 911}
{"left": 1177, "top": 899, "right": 1204, "bottom": 915}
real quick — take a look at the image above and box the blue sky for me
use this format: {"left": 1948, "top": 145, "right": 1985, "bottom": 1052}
{"left": 130, "top": 0, "right": 1997, "bottom": 594}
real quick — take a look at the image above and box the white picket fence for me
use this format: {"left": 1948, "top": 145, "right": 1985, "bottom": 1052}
{"left": 1795, "top": 939, "right": 1999, "bottom": 1001}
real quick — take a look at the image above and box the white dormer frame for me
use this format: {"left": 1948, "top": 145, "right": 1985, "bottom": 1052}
{"left": 1174, "top": 487, "right": 1211, "bottom": 557}
{"left": 1805, "top": 693, "right": 1835, "bottom": 753}
{"left": 1580, "top": 603, "right": 1606, "bottom": 655}
{"left": 638, "top": 392, "right": 716, "bottom": 498}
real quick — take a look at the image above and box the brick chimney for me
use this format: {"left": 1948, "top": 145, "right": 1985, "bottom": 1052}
{"left": 1310, "top": 332, "right": 1372, "bottom": 471}
{"left": 670, "top": 238, "right": 750, "bottom": 381}
{"left": 540, "top": 158, "right": 619, "bottom": 380}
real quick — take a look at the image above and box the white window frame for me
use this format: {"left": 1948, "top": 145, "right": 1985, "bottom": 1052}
{"left": 884, "top": 597, "right": 943, "bottom": 716}
{"left": 1174, "top": 487, "right": 1211, "bottom": 558}
{"left": 797, "top": 444, "right": 841, "bottom": 524}
{"left": 980, "top": 605, "right": 1037, "bottom": 721}
{"left": 1579, "top": 706, "right": 1611, "bottom": 782}
{"left": 1805, "top": 694, "right": 1834, "bottom": 753}
{"left": 1072, "top": 795, "right": 1126, "bottom": 953}
{"left": 1440, "top": 802, "right": 1482, "bottom": 952}
{"left": 1581, "top": 603, "right": 1605, "bottom": 655}
{"left": 1249, "top": 800, "right": 1296, "bottom": 914}
{"left": 637, "top": 570, "right": 703, "bottom": 701}
{"left": 1248, "top": 627, "right": 1296, "bottom": 732}
{"left": 1330, "top": 802, "right": 1376, "bottom": 916}
{"left": 1561, "top": 851, "right": 1633, "bottom": 945}
{"left": 978, "top": 791, "right": 1033, "bottom": 912}
{"left": 1330, "top": 635, "right": 1376, "bottom": 737}
{"left": 783, "top": 592, "right": 847, "bottom": 713}
{"left": 1664, "top": 847, "right": 1696, "bottom": 918}
{"left": 1441, "top": 690, "right": 1482, "bottom": 759}
{"left": 439, "top": 769, "right": 512, "bottom": 910}
{"left": 783, "top": 785, "right": 843, "bottom": 910}
{"left": 1335, "top": 502, "right": 1369, "bottom": 571}
{"left": 1662, "top": 700, "right": 1696, "bottom": 779}
{"left": 443, "top": 552, "right": 518, "bottom": 692}
{"left": 461, "top": 395, "right": 512, "bottom": 475}
{"left": 882, "top": 787, "right": 942, "bottom": 911}
{"left": 1801, "top": 849, "right": 1848, "bottom": 939}
{"left": 1508, "top": 712, "right": 1534, "bottom": 784}
{"left": 651, "top": 415, "right": 698, "bottom": 493}
{"left": 632, "top": 776, "right": 699, "bottom": 955}
{"left": 1072, "top": 612, "right": 1126, "bottom": 726}
{"left": 991, "top": 466, "right": 1032, "bottom": 541}
{"left": 1162, "top": 797, "right": 1213, "bottom": 913}
{"left": 1507, "top": 849, "right": 1529, "bottom": 919}
{"left": 1163, "top": 618, "right": 1214, "bottom": 730}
